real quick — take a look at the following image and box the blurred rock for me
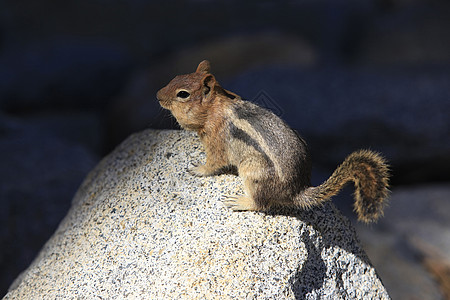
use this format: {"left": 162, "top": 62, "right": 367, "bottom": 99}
{"left": 0, "top": 39, "right": 131, "bottom": 112}
{"left": 153, "top": 32, "right": 317, "bottom": 79}
{"left": 355, "top": 184, "right": 450, "bottom": 300}
{"left": 0, "top": 112, "right": 99, "bottom": 297}
{"left": 19, "top": 111, "right": 105, "bottom": 154}
{"left": 6, "top": 129, "right": 389, "bottom": 299}
{"left": 357, "top": 2, "right": 450, "bottom": 65}
{"left": 357, "top": 228, "right": 444, "bottom": 300}
{"left": 105, "top": 33, "right": 316, "bottom": 149}
{"left": 412, "top": 237, "right": 450, "bottom": 300}
{"left": 0, "top": 0, "right": 371, "bottom": 64}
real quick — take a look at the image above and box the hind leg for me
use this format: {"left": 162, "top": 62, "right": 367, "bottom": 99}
{"left": 222, "top": 160, "right": 269, "bottom": 211}
{"left": 222, "top": 176, "right": 260, "bottom": 211}
{"left": 223, "top": 194, "right": 258, "bottom": 211}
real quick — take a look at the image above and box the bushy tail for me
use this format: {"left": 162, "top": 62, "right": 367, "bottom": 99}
{"left": 297, "top": 150, "right": 390, "bottom": 223}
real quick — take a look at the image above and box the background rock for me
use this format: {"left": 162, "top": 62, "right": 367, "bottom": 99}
{"left": 0, "top": 39, "right": 131, "bottom": 112}
{"left": 0, "top": 113, "right": 99, "bottom": 292}
{"left": 356, "top": 2, "right": 450, "bottom": 65}
{"left": 354, "top": 185, "right": 450, "bottom": 300}
{"left": 5, "top": 129, "right": 390, "bottom": 299}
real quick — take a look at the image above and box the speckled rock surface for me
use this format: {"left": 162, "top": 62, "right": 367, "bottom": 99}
{"left": 5, "top": 129, "right": 390, "bottom": 299}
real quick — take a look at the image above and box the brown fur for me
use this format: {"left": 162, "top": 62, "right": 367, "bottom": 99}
{"left": 157, "top": 60, "right": 390, "bottom": 223}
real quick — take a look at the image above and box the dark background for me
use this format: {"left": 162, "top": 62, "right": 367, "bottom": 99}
{"left": 1, "top": 0, "right": 450, "bottom": 298}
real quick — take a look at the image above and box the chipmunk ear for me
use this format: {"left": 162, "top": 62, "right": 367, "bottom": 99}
{"left": 196, "top": 60, "right": 211, "bottom": 74}
{"left": 202, "top": 74, "right": 216, "bottom": 101}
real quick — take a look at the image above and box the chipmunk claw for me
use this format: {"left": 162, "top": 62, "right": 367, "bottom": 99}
{"left": 188, "top": 164, "right": 209, "bottom": 177}
{"left": 222, "top": 195, "right": 258, "bottom": 211}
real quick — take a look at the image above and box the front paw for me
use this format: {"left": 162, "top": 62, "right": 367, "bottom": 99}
{"left": 188, "top": 164, "right": 212, "bottom": 177}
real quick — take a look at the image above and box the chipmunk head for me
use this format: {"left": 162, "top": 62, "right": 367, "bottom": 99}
{"left": 157, "top": 60, "right": 218, "bottom": 130}
{"left": 157, "top": 60, "right": 240, "bottom": 131}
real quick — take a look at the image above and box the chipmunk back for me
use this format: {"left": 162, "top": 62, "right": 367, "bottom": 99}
{"left": 157, "top": 60, "right": 389, "bottom": 223}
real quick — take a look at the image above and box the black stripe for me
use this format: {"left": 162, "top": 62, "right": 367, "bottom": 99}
{"left": 229, "top": 122, "right": 274, "bottom": 170}
{"left": 233, "top": 102, "right": 281, "bottom": 148}
{"left": 229, "top": 123, "right": 263, "bottom": 152}
{"left": 234, "top": 101, "right": 274, "bottom": 123}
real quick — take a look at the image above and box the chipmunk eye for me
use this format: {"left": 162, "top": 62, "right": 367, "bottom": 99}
{"left": 177, "top": 90, "right": 190, "bottom": 99}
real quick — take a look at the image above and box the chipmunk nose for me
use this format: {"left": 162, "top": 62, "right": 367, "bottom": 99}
{"left": 157, "top": 88, "right": 170, "bottom": 109}
{"left": 156, "top": 89, "right": 163, "bottom": 101}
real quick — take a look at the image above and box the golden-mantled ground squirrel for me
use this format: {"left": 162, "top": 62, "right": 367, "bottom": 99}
{"left": 157, "top": 60, "right": 389, "bottom": 222}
